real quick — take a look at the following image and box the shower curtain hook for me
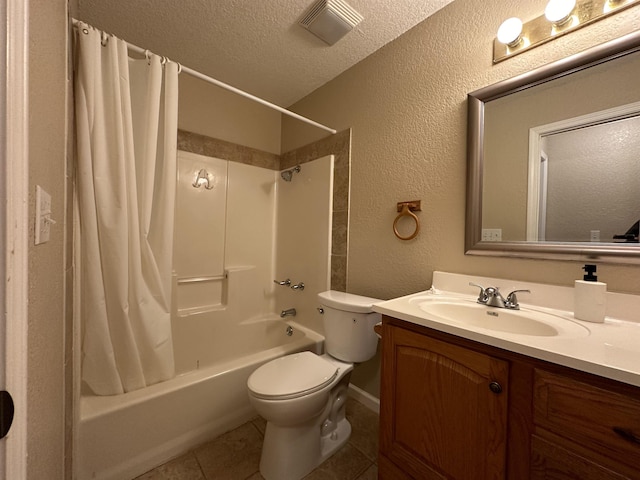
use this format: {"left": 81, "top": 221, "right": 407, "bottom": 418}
{"left": 177, "top": 63, "right": 182, "bottom": 74}
{"left": 100, "top": 31, "right": 109, "bottom": 47}
{"left": 144, "top": 49, "right": 152, "bottom": 65}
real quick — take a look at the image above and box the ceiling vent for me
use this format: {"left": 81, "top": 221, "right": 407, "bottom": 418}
{"left": 299, "top": 0, "right": 363, "bottom": 45}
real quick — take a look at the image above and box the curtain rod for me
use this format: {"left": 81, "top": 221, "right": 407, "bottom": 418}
{"left": 72, "top": 18, "right": 337, "bottom": 135}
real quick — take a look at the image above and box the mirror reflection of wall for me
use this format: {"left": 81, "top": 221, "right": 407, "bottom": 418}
{"left": 541, "top": 115, "right": 640, "bottom": 243}
{"left": 482, "top": 50, "right": 640, "bottom": 243}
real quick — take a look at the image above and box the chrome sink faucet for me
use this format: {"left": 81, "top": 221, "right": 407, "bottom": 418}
{"left": 469, "top": 282, "right": 530, "bottom": 310}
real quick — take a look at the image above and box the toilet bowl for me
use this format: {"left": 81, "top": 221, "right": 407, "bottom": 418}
{"left": 247, "top": 290, "right": 381, "bottom": 480}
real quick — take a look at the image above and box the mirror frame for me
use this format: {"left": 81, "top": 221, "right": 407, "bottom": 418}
{"left": 466, "top": 30, "right": 640, "bottom": 264}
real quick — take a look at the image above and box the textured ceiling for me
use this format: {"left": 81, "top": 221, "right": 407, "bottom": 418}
{"left": 76, "top": 0, "right": 455, "bottom": 107}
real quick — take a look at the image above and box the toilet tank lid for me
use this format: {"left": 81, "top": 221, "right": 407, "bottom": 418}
{"left": 317, "top": 290, "right": 382, "bottom": 313}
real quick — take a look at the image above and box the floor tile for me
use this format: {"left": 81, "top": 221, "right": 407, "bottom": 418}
{"left": 251, "top": 415, "right": 267, "bottom": 436}
{"left": 134, "top": 452, "right": 205, "bottom": 480}
{"left": 345, "top": 398, "right": 379, "bottom": 462}
{"left": 302, "top": 443, "right": 372, "bottom": 480}
{"left": 354, "top": 464, "right": 377, "bottom": 480}
{"left": 194, "top": 422, "right": 263, "bottom": 480}
{"left": 138, "top": 397, "right": 378, "bottom": 480}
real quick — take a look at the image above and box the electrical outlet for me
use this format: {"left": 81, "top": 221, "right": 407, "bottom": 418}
{"left": 35, "top": 185, "right": 53, "bottom": 245}
{"left": 482, "top": 228, "right": 502, "bottom": 242}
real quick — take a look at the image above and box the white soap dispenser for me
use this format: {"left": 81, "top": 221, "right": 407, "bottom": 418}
{"left": 574, "top": 264, "right": 606, "bottom": 323}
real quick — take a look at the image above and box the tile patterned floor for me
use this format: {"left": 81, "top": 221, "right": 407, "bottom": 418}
{"left": 135, "top": 397, "right": 378, "bottom": 480}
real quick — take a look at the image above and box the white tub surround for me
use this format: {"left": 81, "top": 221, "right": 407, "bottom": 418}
{"left": 275, "top": 155, "right": 334, "bottom": 335}
{"left": 374, "top": 271, "right": 640, "bottom": 387}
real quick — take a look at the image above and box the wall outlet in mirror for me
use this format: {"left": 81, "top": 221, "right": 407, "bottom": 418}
{"left": 482, "top": 228, "right": 502, "bottom": 242}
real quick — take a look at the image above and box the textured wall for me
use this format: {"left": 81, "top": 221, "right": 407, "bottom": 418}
{"left": 283, "top": 0, "right": 640, "bottom": 301}
{"left": 28, "top": 0, "right": 68, "bottom": 477}
{"left": 178, "top": 75, "right": 282, "bottom": 155}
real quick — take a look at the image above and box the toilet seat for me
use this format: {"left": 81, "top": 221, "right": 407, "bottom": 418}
{"left": 248, "top": 351, "right": 339, "bottom": 400}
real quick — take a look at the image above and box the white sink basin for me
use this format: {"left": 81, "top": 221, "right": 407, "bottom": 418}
{"left": 408, "top": 298, "right": 589, "bottom": 338}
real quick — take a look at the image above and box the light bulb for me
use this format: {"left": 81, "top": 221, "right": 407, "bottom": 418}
{"left": 545, "top": 0, "right": 576, "bottom": 23}
{"left": 497, "top": 17, "right": 523, "bottom": 46}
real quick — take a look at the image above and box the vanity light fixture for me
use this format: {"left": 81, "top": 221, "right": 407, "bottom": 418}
{"left": 494, "top": 0, "right": 640, "bottom": 63}
{"left": 496, "top": 17, "right": 523, "bottom": 47}
{"left": 544, "top": 0, "right": 577, "bottom": 24}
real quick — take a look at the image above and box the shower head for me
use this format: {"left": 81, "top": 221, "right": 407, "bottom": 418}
{"left": 280, "top": 165, "right": 301, "bottom": 182}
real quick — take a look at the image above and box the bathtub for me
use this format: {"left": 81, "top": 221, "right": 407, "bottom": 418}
{"left": 77, "top": 318, "right": 324, "bottom": 480}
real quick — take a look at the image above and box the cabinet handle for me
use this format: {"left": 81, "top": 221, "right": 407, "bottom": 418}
{"left": 489, "top": 381, "right": 502, "bottom": 394}
{"left": 613, "top": 427, "right": 640, "bottom": 446}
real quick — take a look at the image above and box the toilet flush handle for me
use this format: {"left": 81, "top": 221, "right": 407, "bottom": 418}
{"left": 317, "top": 307, "right": 324, "bottom": 314}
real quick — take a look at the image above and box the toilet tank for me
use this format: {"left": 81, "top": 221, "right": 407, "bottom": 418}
{"left": 317, "top": 290, "right": 382, "bottom": 363}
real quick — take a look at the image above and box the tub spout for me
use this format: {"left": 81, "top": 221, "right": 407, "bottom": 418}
{"left": 280, "top": 308, "right": 297, "bottom": 318}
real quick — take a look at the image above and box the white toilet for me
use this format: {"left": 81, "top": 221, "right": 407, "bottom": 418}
{"left": 247, "top": 290, "right": 382, "bottom": 480}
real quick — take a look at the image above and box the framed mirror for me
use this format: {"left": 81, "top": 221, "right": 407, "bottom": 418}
{"left": 466, "top": 30, "right": 640, "bottom": 264}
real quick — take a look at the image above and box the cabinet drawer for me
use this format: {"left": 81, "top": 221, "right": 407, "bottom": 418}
{"left": 531, "top": 435, "right": 631, "bottom": 480}
{"left": 534, "top": 370, "right": 640, "bottom": 468}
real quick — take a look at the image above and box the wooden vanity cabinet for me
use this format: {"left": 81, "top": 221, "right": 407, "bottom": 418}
{"left": 379, "top": 316, "right": 640, "bottom": 480}
{"left": 531, "top": 370, "right": 640, "bottom": 479}
{"left": 379, "top": 319, "right": 510, "bottom": 479}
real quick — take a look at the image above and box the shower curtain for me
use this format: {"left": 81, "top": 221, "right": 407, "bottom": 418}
{"left": 74, "top": 23, "right": 179, "bottom": 395}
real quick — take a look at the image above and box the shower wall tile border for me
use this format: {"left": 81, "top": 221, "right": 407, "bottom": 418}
{"left": 177, "top": 128, "right": 351, "bottom": 293}
{"left": 177, "top": 129, "right": 280, "bottom": 170}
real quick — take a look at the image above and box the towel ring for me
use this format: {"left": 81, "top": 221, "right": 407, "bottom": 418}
{"left": 393, "top": 201, "right": 421, "bottom": 241}
{"left": 393, "top": 205, "right": 419, "bottom": 240}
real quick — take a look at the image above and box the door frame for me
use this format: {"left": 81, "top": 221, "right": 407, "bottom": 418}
{"left": 3, "top": 0, "right": 29, "bottom": 477}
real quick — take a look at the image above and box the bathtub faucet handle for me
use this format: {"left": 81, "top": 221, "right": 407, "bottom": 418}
{"left": 274, "top": 278, "right": 291, "bottom": 286}
{"left": 291, "top": 282, "right": 305, "bottom": 291}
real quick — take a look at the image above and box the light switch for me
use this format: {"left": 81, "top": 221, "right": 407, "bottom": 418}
{"left": 35, "top": 185, "right": 54, "bottom": 245}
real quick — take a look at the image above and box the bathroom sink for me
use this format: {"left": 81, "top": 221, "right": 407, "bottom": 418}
{"left": 409, "top": 298, "right": 589, "bottom": 338}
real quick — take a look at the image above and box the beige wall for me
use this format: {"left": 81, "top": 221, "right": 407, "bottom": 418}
{"left": 283, "top": 0, "right": 640, "bottom": 301}
{"left": 28, "top": 0, "right": 69, "bottom": 477}
{"left": 178, "top": 74, "right": 282, "bottom": 155}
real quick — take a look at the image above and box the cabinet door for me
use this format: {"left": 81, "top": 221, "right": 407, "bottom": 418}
{"left": 380, "top": 325, "right": 509, "bottom": 480}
